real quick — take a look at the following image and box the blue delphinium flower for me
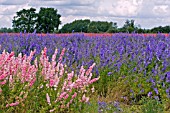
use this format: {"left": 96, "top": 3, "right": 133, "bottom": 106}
{"left": 98, "top": 101, "right": 107, "bottom": 113}
{"left": 166, "top": 71, "right": 170, "bottom": 83}
{"left": 154, "top": 88, "right": 159, "bottom": 95}
{"left": 148, "top": 92, "right": 152, "bottom": 97}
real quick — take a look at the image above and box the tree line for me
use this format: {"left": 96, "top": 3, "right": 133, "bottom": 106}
{"left": 0, "top": 7, "right": 170, "bottom": 33}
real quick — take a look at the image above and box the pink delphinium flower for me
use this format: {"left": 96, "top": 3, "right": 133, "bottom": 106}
{"left": 51, "top": 48, "right": 58, "bottom": 67}
{"left": 58, "top": 48, "right": 66, "bottom": 63}
{"left": 46, "top": 93, "right": 51, "bottom": 105}
{"left": 6, "top": 101, "right": 19, "bottom": 107}
{"left": 59, "top": 92, "right": 67, "bottom": 100}
{"left": 91, "top": 86, "right": 95, "bottom": 93}
{"left": 82, "top": 94, "right": 89, "bottom": 103}
{"left": 89, "top": 77, "right": 100, "bottom": 84}
{"left": 85, "top": 63, "right": 96, "bottom": 75}
{"left": 42, "top": 47, "right": 47, "bottom": 58}
{"left": 29, "top": 77, "right": 36, "bottom": 87}
{"left": 0, "top": 74, "right": 7, "bottom": 80}
{"left": 0, "top": 80, "right": 6, "bottom": 85}
{"left": 49, "top": 108, "right": 56, "bottom": 112}
{"left": 49, "top": 79, "right": 55, "bottom": 87}
{"left": 64, "top": 94, "right": 69, "bottom": 99}
{"left": 72, "top": 92, "right": 77, "bottom": 99}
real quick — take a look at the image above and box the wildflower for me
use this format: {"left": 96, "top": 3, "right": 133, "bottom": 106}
{"left": 6, "top": 102, "right": 19, "bottom": 107}
{"left": 89, "top": 77, "right": 100, "bottom": 84}
{"left": 58, "top": 48, "right": 66, "bottom": 63}
{"left": 148, "top": 92, "right": 152, "bottom": 97}
{"left": 59, "top": 92, "right": 67, "bottom": 100}
{"left": 46, "top": 93, "right": 51, "bottom": 105}
{"left": 166, "top": 71, "right": 170, "bottom": 83}
{"left": 107, "top": 72, "right": 112, "bottom": 76}
{"left": 0, "top": 74, "right": 6, "bottom": 80}
{"left": 85, "top": 63, "right": 96, "bottom": 75}
{"left": 64, "top": 94, "right": 69, "bottom": 99}
{"left": 49, "top": 79, "right": 55, "bottom": 87}
{"left": 29, "top": 78, "right": 36, "bottom": 87}
{"left": 154, "top": 88, "right": 159, "bottom": 95}
{"left": 72, "top": 92, "right": 77, "bottom": 99}
{"left": 49, "top": 108, "right": 56, "bottom": 112}
{"left": 82, "top": 94, "right": 89, "bottom": 103}
{"left": 91, "top": 86, "right": 95, "bottom": 93}
{"left": 0, "top": 80, "right": 7, "bottom": 85}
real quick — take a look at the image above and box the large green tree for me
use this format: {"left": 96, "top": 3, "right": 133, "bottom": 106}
{"left": 12, "top": 8, "right": 37, "bottom": 33}
{"left": 36, "top": 7, "right": 61, "bottom": 33}
{"left": 59, "top": 19, "right": 90, "bottom": 33}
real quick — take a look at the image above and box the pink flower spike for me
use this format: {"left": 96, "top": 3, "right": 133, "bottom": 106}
{"left": 46, "top": 93, "right": 51, "bottom": 105}
{"left": 49, "top": 108, "right": 56, "bottom": 112}
{"left": 43, "top": 47, "right": 47, "bottom": 58}
{"left": 86, "top": 63, "right": 96, "bottom": 75}
{"left": 89, "top": 77, "right": 100, "bottom": 84}
{"left": 58, "top": 48, "right": 66, "bottom": 62}
{"left": 49, "top": 79, "right": 55, "bottom": 87}
{"left": 64, "top": 94, "right": 69, "bottom": 99}
{"left": 29, "top": 78, "right": 36, "bottom": 87}
{"left": 59, "top": 92, "right": 67, "bottom": 99}
{"left": 0, "top": 80, "right": 7, "bottom": 85}
{"left": 6, "top": 101, "right": 19, "bottom": 107}
{"left": 0, "top": 74, "right": 6, "bottom": 80}
{"left": 72, "top": 92, "right": 77, "bottom": 99}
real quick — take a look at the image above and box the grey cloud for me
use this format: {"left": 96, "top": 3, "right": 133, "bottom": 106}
{"left": 0, "top": 0, "right": 29, "bottom": 5}
{"left": 154, "top": 0, "right": 170, "bottom": 5}
{"left": 136, "top": 0, "right": 170, "bottom": 18}
{"left": 0, "top": 5, "right": 19, "bottom": 15}
{"left": 29, "top": 0, "right": 96, "bottom": 7}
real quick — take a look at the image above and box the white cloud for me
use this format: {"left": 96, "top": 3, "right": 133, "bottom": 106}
{"left": 153, "top": 5, "right": 169, "bottom": 16}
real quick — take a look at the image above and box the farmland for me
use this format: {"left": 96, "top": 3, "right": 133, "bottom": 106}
{"left": 0, "top": 33, "right": 170, "bottom": 112}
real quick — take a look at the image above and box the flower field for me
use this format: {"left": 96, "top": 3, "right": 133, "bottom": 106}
{"left": 0, "top": 33, "right": 170, "bottom": 112}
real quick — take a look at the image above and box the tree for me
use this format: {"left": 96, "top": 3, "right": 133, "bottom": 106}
{"left": 87, "top": 21, "right": 112, "bottom": 33}
{"left": 12, "top": 8, "right": 37, "bottom": 33}
{"left": 59, "top": 19, "right": 90, "bottom": 33}
{"left": 121, "top": 19, "right": 137, "bottom": 33}
{"left": 106, "top": 22, "right": 118, "bottom": 33}
{"left": 0, "top": 27, "right": 15, "bottom": 33}
{"left": 36, "top": 7, "right": 61, "bottom": 33}
{"left": 87, "top": 25, "right": 99, "bottom": 33}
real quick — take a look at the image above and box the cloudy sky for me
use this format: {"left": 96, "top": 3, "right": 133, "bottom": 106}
{"left": 0, "top": 0, "right": 170, "bottom": 29}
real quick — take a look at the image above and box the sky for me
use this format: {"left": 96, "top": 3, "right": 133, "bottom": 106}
{"left": 0, "top": 0, "right": 170, "bottom": 29}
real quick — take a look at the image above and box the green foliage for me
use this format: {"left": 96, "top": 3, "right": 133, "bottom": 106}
{"left": 0, "top": 27, "right": 14, "bottom": 33}
{"left": 141, "top": 97, "right": 163, "bottom": 113}
{"left": 151, "top": 26, "right": 170, "bottom": 33}
{"left": 12, "top": 7, "right": 61, "bottom": 33}
{"left": 12, "top": 8, "right": 37, "bottom": 33}
{"left": 60, "top": 20, "right": 113, "bottom": 33}
{"left": 60, "top": 19, "right": 90, "bottom": 33}
{"left": 36, "top": 7, "right": 61, "bottom": 33}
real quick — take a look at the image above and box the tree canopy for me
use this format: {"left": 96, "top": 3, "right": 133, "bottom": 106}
{"left": 12, "top": 7, "right": 61, "bottom": 33}
{"left": 12, "top": 8, "right": 37, "bottom": 33}
{"left": 59, "top": 20, "right": 113, "bottom": 33}
{"left": 36, "top": 7, "right": 61, "bottom": 33}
